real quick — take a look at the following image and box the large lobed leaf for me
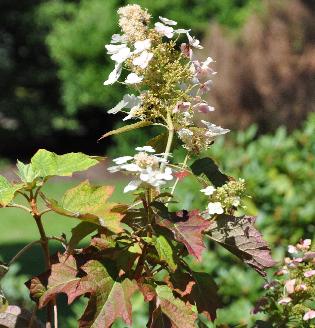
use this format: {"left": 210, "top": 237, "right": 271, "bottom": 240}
{"left": 154, "top": 235, "right": 177, "bottom": 272}
{"left": 0, "top": 176, "right": 23, "bottom": 207}
{"left": 149, "top": 285, "right": 197, "bottom": 328}
{"left": 27, "top": 254, "right": 81, "bottom": 308}
{"left": 76, "top": 260, "right": 138, "bottom": 328}
{"left": 206, "top": 215, "right": 276, "bottom": 276}
{"left": 30, "top": 149, "right": 101, "bottom": 178}
{"left": 44, "top": 180, "right": 123, "bottom": 233}
{"left": 157, "top": 210, "right": 211, "bottom": 261}
{"left": 170, "top": 270, "right": 220, "bottom": 322}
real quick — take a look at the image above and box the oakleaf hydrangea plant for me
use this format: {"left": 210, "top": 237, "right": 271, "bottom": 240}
{"left": 0, "top": 5, "right": 276, "bottom": 327}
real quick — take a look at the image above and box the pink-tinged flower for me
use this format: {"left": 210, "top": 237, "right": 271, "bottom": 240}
{"left": 154, "top": 22, "right": 174, "bottom": 38}
{"left": 263, "top": 281, "right": 278, "bottom": 290}
{"left": 292, "top": 257, "right": 303, "bottom": 263}
{"left": 288, "top": 245, "right": 298, "bottom": 254}
{"left": 296, "top": 283, "right": 307, "bottom": 291}
{"left": 278, "top": 297, "right": 292, "bottom": 305}
{"left": 199, "top": 80, "right": 213, "bottom": 95}
{"left": 193, "top": 102, "right": 215, "bottom": 114}
{"left": 187, "top": 33, "right": 203, "bottom": 49}
{"left": 303, "top": 252, "right": 315, "bottom": 260}
{"left": 303, "top": 310, "right": 315, "bottom": 321}
{"left": 193, "top": 57, "right": 216, "bottom": 81}
{"left": 180, "top": 43, "right": 192, "bottom": 59}
{"left": 173, "top": 101, "right": 191, "bottom": 113}
{"left": 159, "top": 16, "right": 177, "bottom": 26}
{"left": 304, "top": 270, "right": 315, "bottom": 278}
{"left": 284, "top": 279, "right": 296, "bottom": 294}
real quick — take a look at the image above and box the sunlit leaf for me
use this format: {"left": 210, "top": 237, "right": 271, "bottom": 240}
{"left": 31, "top": 149, "right": 101, "bottom": 178}
{"left": 154, "top": 235, "right": 177, "bottom": 271}
{"left": 16, "top": 160, "right": 39, "bottom": 184}
{"left": 153, "top": 285, "right": 197, "bottom": 328}
{"left": 76, "top": 260, "right": 138, "bottom": 328}
{"left": 0, "top": 176, "right": 23, "bottom": 207}
{"left": 206, "top": 215, "right": 276, "bottom": 276}
{"left": 44, "top": 180, "right": 123, "bottom": 233}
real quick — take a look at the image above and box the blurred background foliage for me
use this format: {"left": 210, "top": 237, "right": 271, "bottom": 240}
{"left": 0, "top": 0, "right": 314, "bottom": 326}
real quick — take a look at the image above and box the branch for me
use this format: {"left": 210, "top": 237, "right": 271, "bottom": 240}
{"left": 8, "top": 240, "right": 41, "bottom": 266}
{"left": 7, "top": 203, "right": 32, "bottom": 213}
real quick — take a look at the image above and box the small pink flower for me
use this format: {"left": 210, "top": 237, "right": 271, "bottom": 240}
{"left": 180, "top": 43, "right": 192, "bottom": 59}
{"left": 304, "top": 270, "right": 315, "bottom": 278}
{"left": 303, "top": 310, "right": 315, "bottom": 321}
{"left": 296, "top": 283, "right": 307, "bottom": 291}
{"left": 199, "top": 80, "right": 213, "bottom": 95}
{"left": 193, "top": 102, "right": 215, "bottom": 114}
{"left": 284, "top": 279, "right": 296, "bottom": 294}
{"left": 278, "top": 297, "right": 292, "bottom": 305}
{"left": 173, "top": 101, "right": 191, "bottom": 113}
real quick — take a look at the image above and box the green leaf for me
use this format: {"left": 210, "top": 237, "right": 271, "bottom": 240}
{"left": 154, "top": 235, "right": 177, "bottom": 272}
{"left": 0, "top": 176, "right": 23, "bottom": 207}
{"left": 16, "top": 160, "right": 39, "bottom": 184}
{"left": 76, "top": 260, "right": 138, "bottom": 328}
{"left": 206, "top": 215, "right": 276, "bottom": 276}
{"left": 190, "top": 157, "right": 229, "bottom": 187}
{"left": 154, "top": 285, "right": 197, "bottom": 328}
{"left": 31, "top": 149, "right": 101, "bottom": 178}
{"left": 68, "top": 222, "right": 98, "bottom": 252}
{"left": 44, "top": 180, "right": 123, "bottom": 233}
{"left": 98, "top": 121, "right": 151, "bottom": 140}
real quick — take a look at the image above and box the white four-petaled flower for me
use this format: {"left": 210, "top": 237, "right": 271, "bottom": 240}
{"left": 125, "top": 73, "right": 143, "bottom": 84}
{"left": 200, "top": 186, "right": 216, "bottom": 196}
{"left": 207, "top": 202, "right": 224, "bottom": 215}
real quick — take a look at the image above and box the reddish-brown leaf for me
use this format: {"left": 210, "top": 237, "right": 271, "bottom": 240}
{"left": 157, "top": 210, "right": 211, "bottom": 261}
{"left": 207, "top": 215, "right": 276, "bottom": 276}
{"left": 73, "top": 260, "right": 139, "bottom": 328}
{"left": 26, "top": 254, "right": 81, "bottom": 308}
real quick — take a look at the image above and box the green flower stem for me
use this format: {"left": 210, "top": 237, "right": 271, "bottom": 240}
{"left": 160, "top": 111, "right": 174, "bottom": 172}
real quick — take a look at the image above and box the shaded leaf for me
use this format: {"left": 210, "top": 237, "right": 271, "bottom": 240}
{"left": 157, "top": 210, "right": 211, "bottom": 261}
{"left": 98, "top": 121, "right": 151, "bottom": 141}
{"left": 149, "top": 306, "right": 172, "bottom": 328}
{"left": 31, "top": 149, "right": 101, "bottom": 178}
{"left": 206, "top": 215, "right": 276, "bottom": 276}
{"left": 154, "top": 285, "right": 197, "bottom": 328}
{"left": 0, "top": 176, "right": 23, "bottom": 207}
{"left": 27, "top": 254, "right": 81, "bottom": 308}
{"left": 0, "top": 305, "right": 44, "bottom": 328}
{"left": 68, "top": 222, "right": 98, "bottom": 252}
{"left": 75, "top": 260, "right": 138, "bottom": 328}
{"left": 154, "top": 235, "right": 177, "bottom": 271}
{"left": 44, "top": 180, "right": 123, "bottom": 233}
{"left": 171, "top": 270, "right": 220, "bottom": 321}
{"left": 190, "top": 157, "right": 229, "bottom": 187}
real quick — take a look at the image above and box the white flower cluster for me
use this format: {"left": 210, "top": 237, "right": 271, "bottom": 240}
{"left": 108, "top": 146, "right": 173, "bottom": 193}
{"left": 200, "top": 186, "right": 224, "bottom": 217}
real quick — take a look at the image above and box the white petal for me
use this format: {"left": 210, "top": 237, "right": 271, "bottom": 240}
{"left": 105, "top": 44, "right": 126, "bottom": 54}
{"left": 121, "top": 163, "right": 141, "bottom": 172}
{"left": 207, "top": 202, "right": 224, "bottom": 215}
{"left": 200, "top": 186, "right": 215, "bottom": 196}
{"left": 135, "top": 146, "right": 155, "bottom": 153}
{"left": 159, "top": 16, "right": 177, "bottom": 26}
{"left": 125, "top": 73, "right": 143, "bottom": 84}
{"left": 103, "top": 63, "right": 122, "bottom": 85}
{"left": 108, "top": 99, "right": 128, "bottom": 114}
{"left": 124, "top": 180, "right": 141, "bottom": 193}
{"left": 111, "top": 47, "right": 131, "bottom": 63}
{"left": 110, "top": 34, "right": 126, "bottom": 44}
{"left": 122, "top": 106, "right": 139, "bottom": 121}
{"left": 187, "top": 33, "right": 203, "bottom": 49}
{"left": 201, "top": 120, "right": 230, "bottom": 136}
{"left": 123, "top": 94, "right": 141, "bottom": 108}
{"left": 154, "top": 22, "right": 174, "bottom": 38}
{"left": 132, "top": 51, "right": 153, "bottom": 69}
{"left": 175, "top": 28, "right": 191, "bottom": 34}
{"left": 107, "top": 165, "right": 121, "bottom": 173}
{"left": 134, "top": 39, "right": 151, "bottom": 53}
{"left": 113, "top": 156, "right": 133, "bottom": 164}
